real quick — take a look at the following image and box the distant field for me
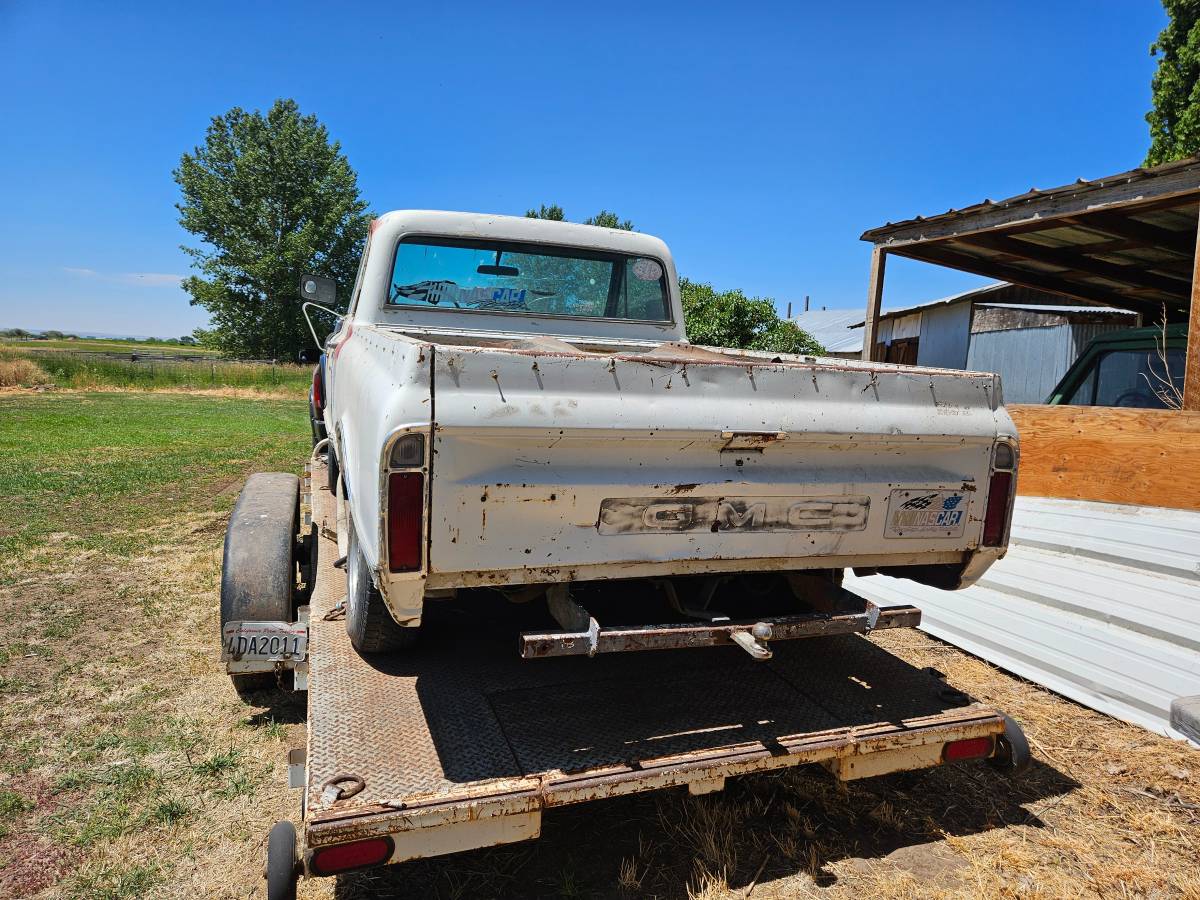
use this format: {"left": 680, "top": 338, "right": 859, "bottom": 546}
{"left": 0, "top": 345, "right": 310, "bottom": 397}
{"left": 2, "top": 337, "right": 220, "bottom": 356}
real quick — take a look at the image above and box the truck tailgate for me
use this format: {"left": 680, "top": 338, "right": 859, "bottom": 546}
{"left": 428, "top": 344, "right": 1002, "bottom": 583}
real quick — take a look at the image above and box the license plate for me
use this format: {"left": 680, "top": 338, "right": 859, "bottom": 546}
{"left": 222, "top": 621, "right": 308, "bottom": 662}
{"left": 885, "top": 489, "right": 969, "bottom": 538}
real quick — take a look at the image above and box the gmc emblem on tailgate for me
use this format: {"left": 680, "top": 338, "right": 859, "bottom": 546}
{"left": 598, "top": 496, "right": 870, "bottom": 534}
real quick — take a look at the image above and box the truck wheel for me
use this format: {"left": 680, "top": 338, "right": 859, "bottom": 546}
{"left": 346, "top": 522, "right": 418, "bottom": 654}
{"left": 265, "top": 820, "right": 299, "bottom": 900}
{"left": 221, "top": 473, "right": 301, "bottom": 696}
{"left": 988, "top": 714, "right": 1032, "bottom": 777}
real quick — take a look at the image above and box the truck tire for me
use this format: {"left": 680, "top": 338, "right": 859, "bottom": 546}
{"left": 221, "top": 473, "right": 300, "bottom": 696}
{"left": 346, "top": 521, "right": 418, "bottom": 654}
{"left": 265, "top": 820, "right": 299, "bottom": 900}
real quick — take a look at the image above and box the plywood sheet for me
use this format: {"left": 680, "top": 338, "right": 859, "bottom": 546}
{"left": 1008, "top": 404, "right": 1200, "bottom": 511}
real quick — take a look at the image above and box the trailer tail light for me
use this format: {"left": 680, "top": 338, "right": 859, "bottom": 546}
{"left": 387, "top": 472, "right": 424, "bottom": 572}
{"left": 943, "top": 736, "right": 994, "bottom": 762}
{"left": 309, "top": 836, "right": 393, "bottom": 875}
{"left": 982, "top": 441, "right": 1017, "bottom": 547}
{"left": 311, "top": 366, "right": 323, "bottom": 410}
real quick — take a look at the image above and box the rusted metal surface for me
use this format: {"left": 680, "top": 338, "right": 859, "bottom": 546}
{"left": 518, "top": 605, "right": 921, "bottom": 658}
{"left": 304, "top": 472, "right": 1005, "bottom": 867}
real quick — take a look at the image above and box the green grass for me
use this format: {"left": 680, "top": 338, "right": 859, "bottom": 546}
{"left": 0, "top": 392, "right": 311, "bottom": 558}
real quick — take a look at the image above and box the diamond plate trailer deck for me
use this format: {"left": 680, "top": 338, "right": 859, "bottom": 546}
{"left": 282, "top": 468, "right": 1021, "bottom": 888}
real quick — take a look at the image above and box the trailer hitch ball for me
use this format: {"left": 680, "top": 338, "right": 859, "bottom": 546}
{"left": 731, "top": 622, "right": 773, "bottom": 660}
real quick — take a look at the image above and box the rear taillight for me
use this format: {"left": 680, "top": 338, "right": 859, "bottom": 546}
{"left": 943, "top": 736, "right": 994, "bottom": 762}
{"left": 387, "top": 472, "right": 424, "bottom": 572}
{"left": 311, "top": 367, "right": 323, "bottom": 410}
{"left": 982, "top": 441, "right": 1017, "bottom": 547}
{"left": 982, "top": 471, "right": 1012, "bottom": 546}
{"left": 309, "top": 836, "right": 393, "bottom": 875}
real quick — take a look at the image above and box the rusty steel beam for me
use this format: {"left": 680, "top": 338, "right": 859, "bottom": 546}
{"left": 518, "top": 605, "right": 922, "bottom": 659}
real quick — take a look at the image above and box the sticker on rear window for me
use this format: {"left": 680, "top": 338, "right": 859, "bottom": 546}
{"left": 632, "top": 258, "right": 663, "bottom": 281}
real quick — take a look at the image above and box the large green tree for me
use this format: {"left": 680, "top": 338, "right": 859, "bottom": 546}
{"left": 174, "top": 99, "right": 371, "bottom": 359}
{"left": 1146, "top": 1, "right": 1200, "bottom": 165}
{"left": 680, "top": 278, "right": 824, "bottom": 355}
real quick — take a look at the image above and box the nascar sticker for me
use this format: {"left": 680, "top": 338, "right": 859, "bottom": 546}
{"left": 884, "top": 489, "right": 969, "bottom": 538}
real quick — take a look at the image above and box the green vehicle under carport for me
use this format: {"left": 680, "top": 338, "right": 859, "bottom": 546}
{"left": 1046, "top": 323, "right": 1187, "bottom": 408}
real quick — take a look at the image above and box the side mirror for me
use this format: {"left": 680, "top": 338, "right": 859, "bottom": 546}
{"left": 299, "top": 274, "right": 336, "bottom": 306}
{"left": 297, "top": 347, "right": 322, "bottom": 365}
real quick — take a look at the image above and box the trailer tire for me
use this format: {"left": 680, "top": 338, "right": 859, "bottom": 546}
{"left": 989, "top": 714, "right": 1032, "bottom": 777}
{"left": 346, "top": 522, "right": 418, "bottom": 654}
{"left": 221, "top": 473, "right": 300, "bottom": 696}
{"left": 265, "top": 820, "right": 299, "bottom": 900}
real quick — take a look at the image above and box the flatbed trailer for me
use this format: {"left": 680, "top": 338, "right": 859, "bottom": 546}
{"left": 251, "top": 466, "right": 1028, "bottom": 897}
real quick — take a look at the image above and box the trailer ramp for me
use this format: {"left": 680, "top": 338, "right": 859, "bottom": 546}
{"left": 302, "top": 479, "right": 1005, "bottom": 869}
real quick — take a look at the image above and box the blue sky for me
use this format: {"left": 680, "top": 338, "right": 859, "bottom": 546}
{"left": 0, "top": 1, "right": 1168, "bottom": 337}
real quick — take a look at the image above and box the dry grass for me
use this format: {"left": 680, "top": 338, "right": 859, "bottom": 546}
{"left": 0, "top": 512, "right": 304, "bottom": 899}
{"left": 0, "top": 356, "right": 51, "bottom": 387}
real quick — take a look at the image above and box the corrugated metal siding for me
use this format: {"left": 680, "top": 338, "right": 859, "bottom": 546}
{"left": 845, "top": 496, "right": 1200, "bottom": 745}
{"left": 965, "top": 323, "right": 1126, "bottom": 403}
{"left": 917, "top": 300, "right": 971, "bottom": 369}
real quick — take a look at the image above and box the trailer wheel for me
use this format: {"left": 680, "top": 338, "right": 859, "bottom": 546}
{"left": 346, "top": 521, "right": 418, "bottom": 654}
{"left": 989, "top": 714, "right": 1032, "bottom": 777}
{"left": 221, "top": 473, "right": 301, "bottom": 696}
{"left": 265, "top": 820, "right": 299, "bottom": 900}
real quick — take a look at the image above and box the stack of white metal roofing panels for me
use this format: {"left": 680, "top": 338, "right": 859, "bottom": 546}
{"left": 846, "top": 496, "right": 1200, "bottom": 746}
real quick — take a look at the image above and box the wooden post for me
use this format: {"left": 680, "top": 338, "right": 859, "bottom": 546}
{"left": 1185, "top": 206, "right": 1200, "bottom": 410}
{"left": 861, "top": 247, "right": 887, "bottom": 361}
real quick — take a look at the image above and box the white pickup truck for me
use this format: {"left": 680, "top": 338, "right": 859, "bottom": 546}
{"left": 297, "top": 210, "right": 1018, "bottom": 656}
{"left": 218, "top": 211, "right": 1026, "bottom": 898}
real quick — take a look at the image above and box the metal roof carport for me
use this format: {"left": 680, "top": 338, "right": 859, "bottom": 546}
{"left": 858, "top": 155, "right": 1200, "bottom": 408}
